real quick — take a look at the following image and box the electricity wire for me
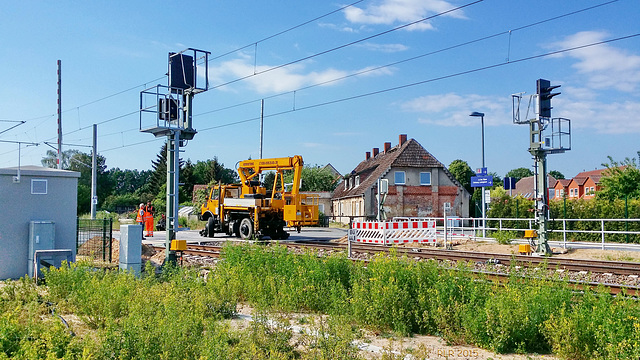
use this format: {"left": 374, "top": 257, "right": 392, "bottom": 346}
{"left": 0, "top": 1, "right": 631, "bottom": 162}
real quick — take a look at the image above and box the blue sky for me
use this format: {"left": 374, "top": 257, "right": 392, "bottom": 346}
{"left": 1, "top": 0, "right": 639, "bottom": 180}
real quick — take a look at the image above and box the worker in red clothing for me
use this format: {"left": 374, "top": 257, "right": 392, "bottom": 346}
{"left": 136, "top": 203, "right": 146, "bottom": 240}
{"left": 144, "top": 201, "right": 155, "bottom": 237}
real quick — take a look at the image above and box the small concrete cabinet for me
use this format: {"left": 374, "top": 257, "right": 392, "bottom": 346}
{"left": 0, "top": 166, "right": 80, "bottom": 280}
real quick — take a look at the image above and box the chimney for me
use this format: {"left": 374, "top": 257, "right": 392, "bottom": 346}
{"left": 399, "top": 134, "right": 407, "bottom": 146}
{"left": 365, "top": 151, "right": 370, "bottom": 160}
{"left": 372, "top": 148, "right": 379, "bottom": 157}
{"left": 384, "top": 142, "right": 391, "bottom": 152}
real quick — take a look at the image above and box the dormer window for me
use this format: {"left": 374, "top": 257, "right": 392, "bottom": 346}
{"left": 355, "top": 175, "right": 360, "bottom": 187}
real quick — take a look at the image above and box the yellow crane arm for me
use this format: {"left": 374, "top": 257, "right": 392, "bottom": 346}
{"left": 237, "top": 156, "right": 304, "bottom": 195}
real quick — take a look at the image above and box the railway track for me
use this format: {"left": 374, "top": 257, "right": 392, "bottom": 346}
{"left": 155, "top": 241, "right": 640, "bottom": 295}
{"left": 289, "top": 241, "right": 640, "bottom": 276}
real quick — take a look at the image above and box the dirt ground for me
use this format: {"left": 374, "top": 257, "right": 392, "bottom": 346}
{"left": 452, "top": 238, "right": 640, "bottom": 262}
{"left": 232, "top": 304, "right": 556, "bottom": 360}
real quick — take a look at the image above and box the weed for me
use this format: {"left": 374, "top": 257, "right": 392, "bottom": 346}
{"left": 493, "top": 230, "right": 517, "bottom": 245}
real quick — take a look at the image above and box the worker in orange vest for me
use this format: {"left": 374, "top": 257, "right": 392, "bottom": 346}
{"left": 144, "top": 201, "right": 154, "bottom": 237}
{"left": 136, "top": 203, "right": 146, "bottom": 240}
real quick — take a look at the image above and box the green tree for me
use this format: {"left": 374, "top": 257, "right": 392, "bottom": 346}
{"left": 107, "top": 168, "right": 153, "bottom": 195}
{"left": 190, "top": 158, "right": 237, "bottom": 185}
{"left": 597, "top": 156, "right": 640, "bottom": 200}
{"left": 489, "top": 171, "right": 502, "bottom": 189}
{"left": 505, "top": 167, "right": 533, "bottom": 180}
{"left": 283, "top": 165, "right": 337, "bottom": 192}
{"left": 549, "top": 170, "right": 565, "bottom": 180}
{"left": 149, "top": 143, "right": 169, "bottom": 197}
{"left": 448, "top": 159, "right": 474, "bottom": 194}
{"left": 41, "top": 149, "right": 77, "bottom": 169}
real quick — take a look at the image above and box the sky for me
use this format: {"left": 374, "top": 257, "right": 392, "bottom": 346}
{"left": 1, "top": 0, "right": 639, "bottom": 180}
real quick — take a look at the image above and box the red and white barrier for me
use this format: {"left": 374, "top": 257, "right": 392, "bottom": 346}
{"left": 351, "top": 219, "right": 437, "bottom": 245}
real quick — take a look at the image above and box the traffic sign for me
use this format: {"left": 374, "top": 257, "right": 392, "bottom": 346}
{"left": 471, "top": 175, "right": 493, "bottom": 187}
{"left": 504, "top": 177, "right": 517, "bottom": 190}
{"left": 476, "top": 167, "right": 487, "bottom": 176}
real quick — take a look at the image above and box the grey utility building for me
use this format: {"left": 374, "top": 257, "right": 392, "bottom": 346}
{"left": 0, "top": 165, "right": 80, "bottom": 280}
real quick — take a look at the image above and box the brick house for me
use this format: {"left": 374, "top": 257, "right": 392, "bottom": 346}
{"left": 552, "top": 179, "right": 571, "bottom": 200}
{"left": 566, "top": 168, "right": 608, "bottom": 199}
{"left": 331, "top": 134, "right": 470, "bottom": 223}
{"left": 514, "top": 175, "right": 556, "bottom": 199}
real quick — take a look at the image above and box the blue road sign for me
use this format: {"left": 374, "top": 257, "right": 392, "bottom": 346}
{"left": 503, "top": 177, "right": 517, "bottom": 190}
{"left": 471, "top": 175, "right": 493, "bottom": 187}
{"left": 476, "top": 167, "right": 487, "bottom": 176}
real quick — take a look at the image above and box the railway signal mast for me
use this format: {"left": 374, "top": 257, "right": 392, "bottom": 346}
{"left": 140, "top": 48, "right": 210, "bottom": 263}
{"left": 512, "top": 79, "right": 570, "bottom": 255}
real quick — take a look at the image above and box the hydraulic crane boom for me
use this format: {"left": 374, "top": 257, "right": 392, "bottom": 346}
{"left": 200, "top": 155, "right": 318, "bottom": 240}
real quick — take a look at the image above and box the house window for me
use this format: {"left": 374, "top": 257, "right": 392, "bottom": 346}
{"left": 590, "top": 187, "right": 595, "bottom": 194}
{"left": 570, "top": 188, "right": 574, "bottom": 197}
{"left": 31, "top": 179, "right": 48, "bottom": 195}
{"left": 560, "top": 189, "right": 564, "bottom": 197}
{"left": 355, "top": 175, "right": 360, "bottom": 187}
{"left": 394, "top": 171, "right": 405, "bottom": 185}
{"left": 318, "top": 204, "right": 325, "bottom": 214}
{"left": 420, "top": 172, "right": 431, "bottom": 186}
{"left": 555, "top": 189, "right": 559, "bottom": 198}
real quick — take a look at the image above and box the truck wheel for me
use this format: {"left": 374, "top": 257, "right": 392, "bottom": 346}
{"left": 239, "top": 218, "right": 253, "bottom": 240}
{"left": 206, "top": 217, "right": 215, "bottom": 238}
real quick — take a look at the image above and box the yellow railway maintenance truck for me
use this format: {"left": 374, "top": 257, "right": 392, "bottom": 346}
{"left": 199, "top": 155, "right": 319, "bottom": 240}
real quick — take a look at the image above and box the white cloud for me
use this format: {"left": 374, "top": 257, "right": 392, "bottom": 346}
{"left": 209, "top": 57, "right": 392, "bottom": 94}
{"left": 400, "top": 93, "right": 507, "bottom": 126}
{"left": 401, "top": 92, "right": 640, "bottom": 134}
{"left": 558, "top": 98, "right": 640, "bottom": 134}
{"left": 550, "top": 31, "right": 640, "bottom": 92}
{"left": 343, "top": 0, "right": 466, "bottom": 31}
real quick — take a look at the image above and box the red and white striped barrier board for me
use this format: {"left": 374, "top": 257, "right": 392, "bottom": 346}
{"left": 351, "top": 219, "right": 437, "bottom": 244}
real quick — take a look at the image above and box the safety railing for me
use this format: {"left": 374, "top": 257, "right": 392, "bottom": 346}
{"left": 346, "top": 216, "right": 640, "bottom": 250}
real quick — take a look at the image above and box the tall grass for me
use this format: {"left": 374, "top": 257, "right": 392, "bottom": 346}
{"left": 217, "top": 244, "right": 640, "bottom": 357}
{"left": 2, "top": 246, "right": 640, "bottom": 359}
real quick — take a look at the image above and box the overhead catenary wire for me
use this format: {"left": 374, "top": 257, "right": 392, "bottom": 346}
{"left": 0, "top": 1, "right": 630, "bottom": 164}
{"left": 197, "top": 0, "right": 620, "bottom": 118}
{"left": 11, "top": 0, "right": 486, "bottom": 150}
{"left": 1, "top": 0, "right": 611, "bottom": 142}
{"left": 100, "top": 33, "right": 640, "bottom": 151}
{"left": 0, "top": 2, "right": 367, "bottom": 137}
{"left": 210, "top": 0, "right": 484, "bottom": 90}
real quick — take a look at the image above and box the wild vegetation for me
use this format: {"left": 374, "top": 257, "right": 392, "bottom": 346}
{"left": 2, "top": 245, "right": 639, "bottom": 359}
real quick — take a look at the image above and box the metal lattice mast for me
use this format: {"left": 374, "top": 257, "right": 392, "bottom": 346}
{"left": 139, "top": 48, "right": 210, "bottom": 264}
{"left": 513, "top": 78, "right": 569, "bottom": 256}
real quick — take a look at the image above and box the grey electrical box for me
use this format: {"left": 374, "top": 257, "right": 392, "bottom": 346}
{"left": 119, "top": 224, "right": 142, "bottom": 276}
{"left": 28, "top": 221, "right": 55, "bottom": 278}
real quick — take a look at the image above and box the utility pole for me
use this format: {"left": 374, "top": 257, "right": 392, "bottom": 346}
{"left": 91, "top": 124, "right": 97, "bottom": 219}
{"left": 57, "top": 60, "right": 62, "bottom": 170}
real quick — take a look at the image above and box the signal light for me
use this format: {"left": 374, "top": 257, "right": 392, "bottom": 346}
{"left": 537, "top": 78, "right": 561, "bottom": 118}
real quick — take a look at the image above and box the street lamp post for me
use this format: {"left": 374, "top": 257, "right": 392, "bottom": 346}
{"left": 470, "top": 111, "right": 486, "bottom": 238}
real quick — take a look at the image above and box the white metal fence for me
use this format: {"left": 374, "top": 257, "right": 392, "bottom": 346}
{"left": 349, "top": 216, "right": 640, "bottom": 251}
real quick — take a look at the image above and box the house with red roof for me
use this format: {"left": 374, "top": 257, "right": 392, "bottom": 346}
{"left": 514, "top": 175, "right": 556, "bottom": 199}
{"left": 552, "top": 179, "right": 571, "bottom": 200}
{"left": 331, "top": 134, "right": 470, "bottom": 223}
{"left": 566, "top": 168, "right": 609, "bottom": 199}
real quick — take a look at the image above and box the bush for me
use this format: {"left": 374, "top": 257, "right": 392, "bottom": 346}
{"left": 493, "top": 230, "right": 517, "bottom": 245}
{"left": 102, "top": 193, "right": 140, "bottom": 213}
{"left": 544, "top": 287, "right": 640, "bottom": 359}
{"left": 6, "top": 245, "right": 640, "bottom": 359}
